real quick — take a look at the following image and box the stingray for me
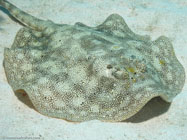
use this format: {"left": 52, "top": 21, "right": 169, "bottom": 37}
{"left": 0, "top": 0, "right": 185, "bottom": 122}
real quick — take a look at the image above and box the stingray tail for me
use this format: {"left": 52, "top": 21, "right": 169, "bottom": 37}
{"left": 0, "top": 0, "right": 53, "bottom": 31}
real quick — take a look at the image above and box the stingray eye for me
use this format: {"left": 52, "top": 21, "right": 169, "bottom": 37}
{"left": 40, "top": 55, "right": 45, "bottom": 58}
{"left": 107, "top": 64, "right": 113, "bottom": 69}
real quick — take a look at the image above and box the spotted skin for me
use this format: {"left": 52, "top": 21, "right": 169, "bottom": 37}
{"left": 1, "top": 0, "right": 185, "bottom": 122}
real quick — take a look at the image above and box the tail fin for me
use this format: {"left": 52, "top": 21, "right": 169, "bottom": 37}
{"left": 0, "top": 0, "right": 52, "bottom": 31}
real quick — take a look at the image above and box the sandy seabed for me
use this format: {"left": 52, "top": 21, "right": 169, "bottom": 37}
{"left": 0, "top": 0, "right": 187, "bottom": 140}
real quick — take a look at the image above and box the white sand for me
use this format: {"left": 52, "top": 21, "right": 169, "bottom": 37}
{"left": 0, "top": 0, "right": 187, "bottom": 140}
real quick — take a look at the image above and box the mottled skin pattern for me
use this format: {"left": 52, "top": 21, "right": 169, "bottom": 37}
{"left": 0, "top": 0, "right": 185, "bottom": 122}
